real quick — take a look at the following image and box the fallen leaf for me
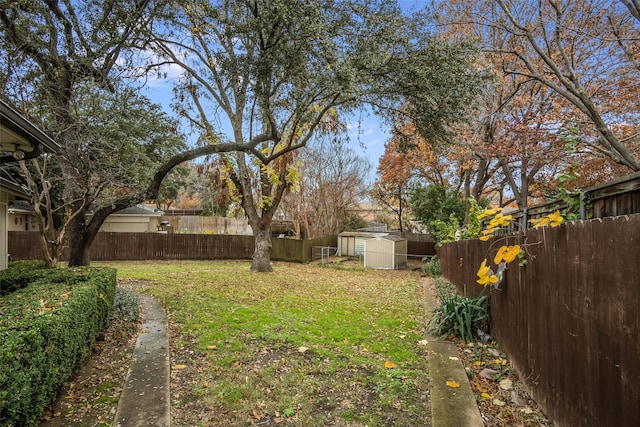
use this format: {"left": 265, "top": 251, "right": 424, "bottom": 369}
{"left": 449, "top": 356, "right": 459, "bottom": 361}
{"left": 446, "top": 380, "right": 460, "bottom": 388}
{"left": 492, "top": 399, "right": 506, "bottom": 406}
{"left": 479, "top": 368, "right": 498, "bottom": 379}
{"left": 417, "top": 339, "right": 428, "bottom": 346}
{"left": 475, "top": 383, "right": 487, "bottom": 393}
{"left": 171, "top": 364, "right": 187, "bottom": 370}
{"left": 252, "top": 409, "right": 263, "bottom": 420}
{"left": 298, "top": 346, "right": 309, "bottom": 353}
{"left": 384, "top": 361, "right": 397, "bottom": 369}
{"left": 474, "top": 361, "right": 485, "bottom": 366}
{"left": 511, "top": 390, "right": 528, "bottom": 406}
{"left": 481, "top": 392, "right": 492, "bottom": 399}
{"left": 206, "top": 345, "right": 217, "bottom": 350}
{"left": 499, "top": 378, "right": 513, "bottom": 390}
{"left": 521, "top": 407, "right": 534, "bottom": 414}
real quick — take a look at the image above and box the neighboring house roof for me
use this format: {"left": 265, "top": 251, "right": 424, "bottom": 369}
{"left": 108, "top": 204, "right": 163, "bottom": 216}
{"left": 0, "top": 99, "right": 59, "bottom": 159}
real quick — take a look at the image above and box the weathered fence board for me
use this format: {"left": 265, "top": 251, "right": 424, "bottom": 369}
{"left": 438, "top": 214, "right": 640, "bottom": 427}
{"left": 8, "top": 232, "right": 340, "bottom": 263}
{"left": 8, "top": 232, "right": 255, "bottom": 262}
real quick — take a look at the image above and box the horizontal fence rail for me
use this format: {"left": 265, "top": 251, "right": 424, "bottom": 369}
{"left": 438, "top": 214, "right": 640, "bottom": 427}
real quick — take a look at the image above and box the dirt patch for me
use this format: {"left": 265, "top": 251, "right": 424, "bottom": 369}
{"left": 39, "top": 301, "right": 138, "bottom": 425}
{"left": 454, "top": 340, "right": 552, "bottom": 426}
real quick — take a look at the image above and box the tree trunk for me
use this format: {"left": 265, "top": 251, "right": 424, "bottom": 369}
{"left": 252, "top": 223, "right": 273, "bottom": 272}
{"left": 66, "top": 215, "right": 93, "bottom": 267}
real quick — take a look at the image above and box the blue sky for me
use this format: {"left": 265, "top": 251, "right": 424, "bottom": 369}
{"left": 140, "top": 0, "right": 429, "bottom": 175}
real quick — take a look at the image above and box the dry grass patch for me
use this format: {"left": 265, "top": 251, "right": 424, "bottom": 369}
{"left": 107, "top": 260, "right": 431, "bottom": 426}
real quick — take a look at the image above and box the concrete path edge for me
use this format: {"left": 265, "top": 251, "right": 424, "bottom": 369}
{"left": 113, "top": 294, "right": 170, "bottom": 427}
{"left": 422, "top": 278, "right": 484, "bottom": 427}
{"left": 428, "top": 340, "right": 484, "bottom": 427}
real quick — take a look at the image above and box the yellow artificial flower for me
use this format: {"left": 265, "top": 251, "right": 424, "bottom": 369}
{"left": 476, "top": 259, "right": 499, "bottom": 286}
{"left": 477, "top": 259, "right": 490, "bottom": 276}
{"left": 494, "top": 245, "right": 521, "bottom": 264}
{"left": 489, "top": 213, "right": 513, "bottom": 228}
{"left": 479, "top": 227, "right": 497, "bottom": 241}
{"left": 548, "top": 211, "right": 564, "bottom": 227}
{"left": 530, "top": 211, "right": 564, "bottom": 229}
{"left": 529, "top": 216, "right": 549, "bottom": 228}
{"left": 477, "top": 273, "right": 499, "bottom": 286}
{"left": 477, "top": 208, "right": 501, "bottom": 220}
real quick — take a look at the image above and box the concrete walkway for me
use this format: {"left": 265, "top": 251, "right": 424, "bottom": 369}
{"left": 113, "top": 294, "right": 170, "bottom": 427}
{"left": 422, "top": 278, "right": 484, "bottom": 427}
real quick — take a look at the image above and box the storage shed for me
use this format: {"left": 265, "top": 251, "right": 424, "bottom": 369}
{"left": 338, "top": 231, "right": 388, "bottom": 257}
{"left": 364, "top": 235, "right": 407, "bottom": 270}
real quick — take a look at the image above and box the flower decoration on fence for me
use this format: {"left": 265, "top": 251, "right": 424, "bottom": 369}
{"left": 476, "top": 259, "right": 499, "bottom": 286}
{"left": 529, "top": 210, "right": 563, "bottom": 228}
{"left": 478, "top": 209, "right": 513, "bottom": 242}
{"left": 475, "top": 208, "right": 564, "bottom": 289}
{"left": 477, "top": 245, "right": 520, "bottom": 288}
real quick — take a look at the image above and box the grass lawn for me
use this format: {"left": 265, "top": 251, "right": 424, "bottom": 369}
{"left": 105, "top": 260, "right": 431, "bottom": 426}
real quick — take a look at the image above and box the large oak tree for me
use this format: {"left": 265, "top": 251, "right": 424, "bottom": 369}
{"left": 150, "top": 0, "right": 482, "bottom": 270}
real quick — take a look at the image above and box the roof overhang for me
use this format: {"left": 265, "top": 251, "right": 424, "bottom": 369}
{"left": 0, "top": 177, "right": 28, "bottom": 198}
{"left": 0, "top": 99, "right": 59, "bottom": 156}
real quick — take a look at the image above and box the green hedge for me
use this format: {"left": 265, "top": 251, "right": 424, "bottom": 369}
{"left": 0, "top": 260, "right": 48, "bottom": 296}
{"left": 0, "top": 265, "right": 117, "bottom": 426}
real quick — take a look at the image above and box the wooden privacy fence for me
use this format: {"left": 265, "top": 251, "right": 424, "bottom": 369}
{"left": 438, "top": 214, "right": 640, "bottom": 427}
{"left": 505, "top": 171, "right": 640, "bottom": 229}
{"left": 8, "top": 232, "right": 337, "bottom": 263}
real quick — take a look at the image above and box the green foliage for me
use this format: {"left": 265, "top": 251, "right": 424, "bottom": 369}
{"left": 556, "top": 129, "right": 590, "bottom": 221}
{"left": 0, "top": 260, "right": 47, "bottom": 296}
{"left": 429, "top": 198, "right": 485, "bottom": 246}
{"left": 345, "top": 212, "right": 368, "bottom": 231}
{"left": 157, "top": 164, "right": 193, "bottom": 210}
{"left": 0, "top": 266, "right": 116, "bottom": 426}
{"left": 430, "top": 279, "right": 490, "bottom": 342}
{"left": 421, "top": 257, "right": 442, "bottom": 277}
{"left": 410, "top": 185, "right": 466, "bottom": 226}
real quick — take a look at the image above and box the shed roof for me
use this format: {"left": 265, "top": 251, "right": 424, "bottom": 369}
{"left": 378, "top": 234, "right": 407, "bottom": 242}
{"left": 339, "top": 231, "right": 388, "bottom": 238}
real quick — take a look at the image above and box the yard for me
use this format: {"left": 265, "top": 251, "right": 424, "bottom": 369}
{"left": 106, "top": 260, "right": 431, "bottom": 426}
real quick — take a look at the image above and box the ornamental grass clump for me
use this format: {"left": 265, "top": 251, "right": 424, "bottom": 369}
{"left": 430, "top": 280, "right": 490, "bottom": 342}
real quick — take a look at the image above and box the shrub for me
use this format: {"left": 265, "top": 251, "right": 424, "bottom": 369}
{"left": 421, "top": 257, "right": 442, "bottom": 277}
{"left": 109, "top": 288, "right": 140, "bottom": 338}
{"left": 430, "top": 279, "right": 490, "bottom": 342}
{"left": 0, "top": 266, "right": 116, "bottom": 426}
{"left": 0, "top": 260, "right": 47, "bottom": 296}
